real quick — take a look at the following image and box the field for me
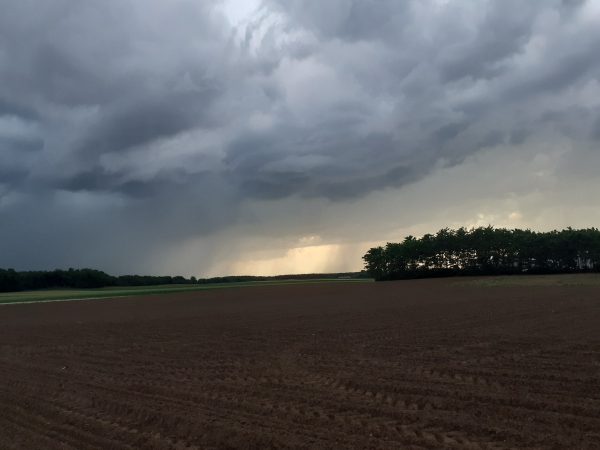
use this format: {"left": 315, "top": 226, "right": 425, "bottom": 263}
{"left": 457, "top": 273, "right": 600, "bottom": 288}
{"left": 1, "top": 276, "right": 599, "bottom": 449}
{"left": 0, "top": 279, "right": 369, "bottom": 305}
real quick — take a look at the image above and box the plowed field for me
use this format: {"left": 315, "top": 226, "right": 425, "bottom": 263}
{"left": 1, "top": 278, "right": 599, "bottom": 449}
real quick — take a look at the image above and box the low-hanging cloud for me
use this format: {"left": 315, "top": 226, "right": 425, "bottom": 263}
{"left": 1, "top": 0, "right": 599, "bottom": 274}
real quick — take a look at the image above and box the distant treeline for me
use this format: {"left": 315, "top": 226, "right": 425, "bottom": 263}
{"left": 0, "top": 268, "right": 196, "bottom": 293}
{"left": 0, "top": 268, "right": 368, "bottom": 293}
{"left": 363, "top": 227, "right": 600, "bottom": 281}
{"left": 196, "top": 272, "right": 369, "bottom": 284}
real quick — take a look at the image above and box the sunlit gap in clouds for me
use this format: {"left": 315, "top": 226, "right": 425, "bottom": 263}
{"left": 220, "top": 0, "right": 261, "bottom": 27}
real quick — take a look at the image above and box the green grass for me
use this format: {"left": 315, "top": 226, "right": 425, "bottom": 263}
{"left": 456, "top": 273, "right": 600, "bottom": 288}
{"left": 0, "top": 278, "right": 373, "bottom": 306}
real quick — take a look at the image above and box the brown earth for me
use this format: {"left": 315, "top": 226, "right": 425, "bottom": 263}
{"left": 1, "top": 279, "right": 599, "bottom": 449}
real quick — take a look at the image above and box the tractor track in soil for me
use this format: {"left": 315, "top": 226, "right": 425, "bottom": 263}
{"left": 1, "top": 278, "right": 600, "bottom": 448}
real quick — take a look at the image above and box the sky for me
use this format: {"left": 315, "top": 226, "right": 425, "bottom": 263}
{"left": 1, "top": 0, "right": 600, "bottom": 277}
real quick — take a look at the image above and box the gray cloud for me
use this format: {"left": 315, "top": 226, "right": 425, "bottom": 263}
{"left": 78, "top": 90, "right": 221, "bottom": 157}
{"left": 1, "top": 0, "right": 599, "bottom": 274}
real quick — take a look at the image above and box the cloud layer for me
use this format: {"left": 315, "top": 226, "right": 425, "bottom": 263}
{"left": 1, "top": 0, "right": 599, "bottom": 275}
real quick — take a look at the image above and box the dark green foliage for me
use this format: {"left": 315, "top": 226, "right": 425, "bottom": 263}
{"left": 363, "top": 227, "right": 600, "bottom": 281}
{"left": 0, "top": 268, "right": 197, "bottom": 293}
{"left": 0, "top": 269, "right": 20, "bottom": 292}
{"left": 0, "top": 268, "right": 116, "bottom": 292}
{"left": 114, "top": 275, "right": 194, "bottom": 286}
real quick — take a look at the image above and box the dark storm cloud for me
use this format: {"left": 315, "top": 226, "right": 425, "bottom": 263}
{"left": 1, "top": 0, "right": 599, "bottom": 273}
{"left": 434, "top": 122, "right": 469, "bottom": 141}
{"left": 0, "top": 167, "right": 29, "bottom": 187}
{"left": 265, "top": 0, "right": 411, "bottom": 41}
{"left": 78, "top": 90, "right": 221, "bottom": 156}
{"left": 0, "top": 135, "right": 44, "bottom": 153}
{"left": 225, "top": 129, "right": 418, "bottom": 200}
{"left": 0, "top": 98, "right": 39, "bottom": 121}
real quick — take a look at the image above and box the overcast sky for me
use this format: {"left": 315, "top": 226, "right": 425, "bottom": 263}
{"left": 1, "top": 0, "right": 600, "bottom": 276}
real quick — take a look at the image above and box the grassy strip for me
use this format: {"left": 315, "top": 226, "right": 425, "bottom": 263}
{"left": 0, "top": 278, "right": 373, "bottom": 305}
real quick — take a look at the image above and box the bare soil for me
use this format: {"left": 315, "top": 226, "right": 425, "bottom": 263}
{"left": 1, "top": 278, "right": 599, "bottom": 449}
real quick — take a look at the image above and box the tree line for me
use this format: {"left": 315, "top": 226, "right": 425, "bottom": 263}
{"left": 0, "top": 268, "right": 368, "bottom": 293}
{"left": 196, "top": 272, "right": 368, "bottom": 284}
{"left": 0, "top": 268, "right": 197, "bottom": 293}
{"left": 363, "top": 227, "right": 600, "bottom": 281}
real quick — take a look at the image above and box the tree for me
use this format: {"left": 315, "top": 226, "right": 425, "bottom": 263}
{"left": 363, "top": 227, "right": 600, "bottom": 281}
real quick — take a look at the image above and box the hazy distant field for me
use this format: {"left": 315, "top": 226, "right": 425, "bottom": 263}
{"left": 0, "top": 278, "right": 372, "bottom": 305}
{"left": 3, "top": 274, "right": 598, "bottom": 305}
